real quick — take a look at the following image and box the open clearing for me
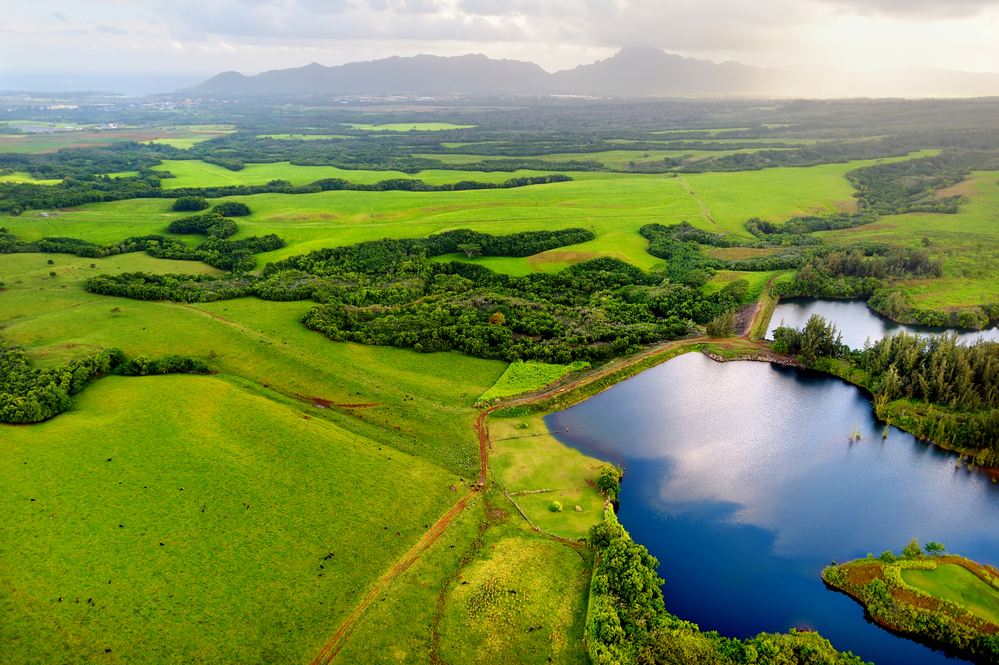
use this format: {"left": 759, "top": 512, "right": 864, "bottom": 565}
{"left": 901, "top": 564, "right": 999, "bottom": 626}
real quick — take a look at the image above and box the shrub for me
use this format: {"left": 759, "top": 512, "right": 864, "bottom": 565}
{"left": 549, "top": 501, "right": 563, "bottom": 512}
{"left": 172, "top": 196, "right": 210, "bottom": 212}
{"left": 212, "top": 201, "right": 251, "bottom": 217}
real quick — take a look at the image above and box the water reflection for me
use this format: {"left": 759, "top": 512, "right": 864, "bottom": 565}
{"left": 547, "top": 352, "right": 999, "bottom": 664}
{"left": 769, "top": 298, "right": 999, "bottom": 350}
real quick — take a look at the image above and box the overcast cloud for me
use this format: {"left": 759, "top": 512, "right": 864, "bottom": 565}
{"left": 3, "top": 0, "right": 999, "bottom": 92}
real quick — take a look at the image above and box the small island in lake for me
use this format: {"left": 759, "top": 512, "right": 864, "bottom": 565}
{"left": 824, "top": 542, "right": 999, "bottom": 661}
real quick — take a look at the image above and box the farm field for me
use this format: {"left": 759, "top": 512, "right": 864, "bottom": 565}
{"left": 901, "top": 564, "right": 999, "bottom": 626}
{"left": 151, "top": 159, "right": 562, "bottom": 189}
{"left": 5, "top": 159, "right": 905, "bottom": 275}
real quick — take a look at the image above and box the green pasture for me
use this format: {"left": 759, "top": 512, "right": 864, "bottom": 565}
{"left": 152, "top": 159, "right": 563, "bottom": 190}
{"left": 902, "top": 564, "right": 999, "bottom": 625}
{"left": 436, "top": 514, "right": 591, "bottom": 664}
{"left": 342, "top": 123, "right": 475, "bottom": 132}
{"left": 0, "top": 372, "right": 461, "bottom": 663}
{"left": 822, "top": 173, "right": 999, "bottom": 307}
{"left": 489, "top": 415, "right": 606, "bottom": 539}
{"left": 478, "top": 360, "right": 590, "bottom": 402}
{"left": 0, "top": 171, "right": 64, "bottom": 185}
{"left": 0, "top": 253, "right": 505, "bottom": 476}
{"left": 5, "top": 159, "right": 942, "bottom": 277}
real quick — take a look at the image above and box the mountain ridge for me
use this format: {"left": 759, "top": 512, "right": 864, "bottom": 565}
{"left": 184, "top": 47, "right": 999, "bottom": 98}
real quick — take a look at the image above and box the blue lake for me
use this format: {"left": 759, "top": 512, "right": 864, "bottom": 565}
{"left": 546, "top": 347, "right": 999, "bottom": 663}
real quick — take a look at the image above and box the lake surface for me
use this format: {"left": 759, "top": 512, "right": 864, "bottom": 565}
{"left": 769, "top": 298, "right": 999, "bottom": 350}
{"left": 546, "top": 352, "right": 999, "bottom": 664}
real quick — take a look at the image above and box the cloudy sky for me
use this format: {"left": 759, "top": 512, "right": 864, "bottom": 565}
{"left": 3, "top": 0, "right": 999, "bottom": 92}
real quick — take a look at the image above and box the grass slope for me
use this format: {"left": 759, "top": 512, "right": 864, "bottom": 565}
{"left": 0, "top": 373, "right": 459, "bottom": 663}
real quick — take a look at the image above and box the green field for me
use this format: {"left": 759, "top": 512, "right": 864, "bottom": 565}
{"left": 489, "top": 415, "right": 606, "bottom": 539}
{"left": 0, "top": 373, "right": 460, "bottom": 663}
{"left": 256, "top": 134, "right": 352, "bottom": 141}
{"left": 152, "top": 159, "right": 561, "bottom": 189}
{"left": 343, "top": 123, "right": 476, "bottom": 132}
{"left": 478, "top": 361, "right": 590, "bottom": 402}
{"left": 901, "top": 564, "right": 999, "bottom": 625}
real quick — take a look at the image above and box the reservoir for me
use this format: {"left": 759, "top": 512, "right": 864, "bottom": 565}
{"left": 769, "top": 298, "right": 999, "bottom": 350}
{"left": 546, "top": 351, "right": 999, "bottom": 664}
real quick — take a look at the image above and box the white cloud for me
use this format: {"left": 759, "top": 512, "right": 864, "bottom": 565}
{"left": 2, "top": 0, "right": 999, "bottom": 89}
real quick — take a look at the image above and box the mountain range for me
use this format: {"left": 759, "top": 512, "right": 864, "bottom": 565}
{"left": 184, "top": 47, "right": 999, "bottom": 99}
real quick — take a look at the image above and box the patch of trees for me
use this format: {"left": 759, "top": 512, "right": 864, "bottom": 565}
{"left": 845, "top": 152, "right": 995, "bottom": 215}
{"left": 202, "top": 156, "right": 245, "bottom": 171}
{"left": 771, "top": 314, "right": 846, "bottom": 363}
{"left": 1, "top": 222, "right": 283, "bottom": 272}
{"left": 212, "top": 201, "right": 251, "bottom": 217}
{"left": 86, "top": 231, "right": 737, "bottom": 364}
{"left": 772, "top": 244, "right": 943, "bottom": 300}
{"left": 0, "top": 340, "right": 209, "bottom": 424}
{"left": 586, "top": 513, "right": 871, "bottom": 665}
{"left": 167, "top": 212, "right": 238, "bottom": 239}
{"left": 639, "top": 222, "right": 807, "bottom": 285}
{"left": 172, "top": 196, "right": 210, "bottom": 211}
{"left": 745, "top": 214, "right": 876, "bottom": 237}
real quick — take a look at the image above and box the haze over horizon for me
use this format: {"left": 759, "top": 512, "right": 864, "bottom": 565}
{"left": 4, "top": 0, "right": 999, "bottom": 94}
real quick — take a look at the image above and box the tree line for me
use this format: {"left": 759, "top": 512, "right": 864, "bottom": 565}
{"left": 0, "top": 340, "right": 208, "bottom": 424}
{"left": 772, "top": 315, "right": 999, "bottom": 464}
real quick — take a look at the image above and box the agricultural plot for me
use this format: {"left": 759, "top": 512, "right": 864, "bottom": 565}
{"left": 0, "top": 126, "right": 231, "bottom": 154}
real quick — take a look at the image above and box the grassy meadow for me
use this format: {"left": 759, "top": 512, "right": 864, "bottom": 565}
{"left": 342, "top": 123, "right": 476, "bottom": 131}
{"left": 489, "top": 415, "right": 607, "bottom": 539}
{"left": 6, "top": 162, "right": 890, "bottom": 274}
{"left": 901, "top": 564, "right": 999, "bottom": 626}
{"left": 478, "top": 361, "right": 590, "bottom": 403}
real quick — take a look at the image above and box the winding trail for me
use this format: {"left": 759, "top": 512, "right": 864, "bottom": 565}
{"left": 310, "top": 491, "right": 476, "bottom": 665}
